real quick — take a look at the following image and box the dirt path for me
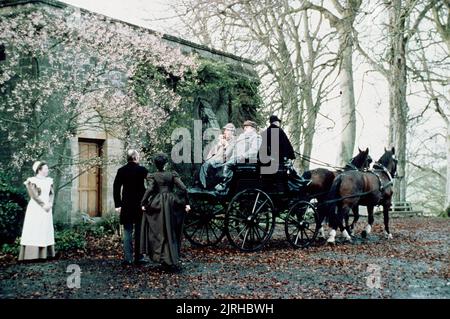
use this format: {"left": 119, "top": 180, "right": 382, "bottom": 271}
{"left": 1, "top": 217, "right": 449, "bottom": 299}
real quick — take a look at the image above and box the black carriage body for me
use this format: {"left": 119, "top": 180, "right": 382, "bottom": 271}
{"left": 185, "top": 162, "right": 319, "bottom": 251}
{"left": 229, "top": 163, "right": 308, "bottom": 209}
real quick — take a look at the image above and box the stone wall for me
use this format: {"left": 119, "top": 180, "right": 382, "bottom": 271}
{"left": 0, "top": 0, "right": 260, "bottom": 224}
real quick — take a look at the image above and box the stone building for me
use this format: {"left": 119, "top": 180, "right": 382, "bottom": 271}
{"left": 0, "top": 0, "right": 260, "bottom": 223}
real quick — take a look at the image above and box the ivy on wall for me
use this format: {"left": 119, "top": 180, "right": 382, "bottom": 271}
{"left": 180, "top": 59, "right": 263, "bottom": 126}
{"left": 131, "top": 58, "right": 263, "bottom": 182}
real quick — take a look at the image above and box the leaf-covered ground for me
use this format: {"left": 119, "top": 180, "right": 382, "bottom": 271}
{"left": 1, "top": 217, "right": 449, "bottom": 299}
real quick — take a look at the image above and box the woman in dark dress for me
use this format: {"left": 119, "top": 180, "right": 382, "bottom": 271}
{"left": 140, "top": 153, "right": 190, "bottom": 271}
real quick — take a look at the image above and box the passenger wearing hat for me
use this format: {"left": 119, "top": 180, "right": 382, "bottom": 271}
{"left": 258, "top": 115, "right": 296, "bottom": 168}
{"left": 19, "top": 161, "right": 56, "bottom": 261}
{"left": 214, "top": 120, "right": 262, "bottom": 193}
{"left": 199, "top": 123, "right": 236, "bottom": 189}
{"left": 232, "top": 120, "right": 262, "bottom": 162}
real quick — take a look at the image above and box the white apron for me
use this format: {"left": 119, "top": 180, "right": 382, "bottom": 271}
{"left": 20, "top": 176, "right": 55, "bottom": 247}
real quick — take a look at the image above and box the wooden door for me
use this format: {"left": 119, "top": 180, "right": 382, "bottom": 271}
{"left": 78, "top": 141, "right": 101, "bottom": 217}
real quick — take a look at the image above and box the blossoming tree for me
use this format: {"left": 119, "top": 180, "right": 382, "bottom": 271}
{"left": 0, "top": 6, "right": 198, "bottom": 206}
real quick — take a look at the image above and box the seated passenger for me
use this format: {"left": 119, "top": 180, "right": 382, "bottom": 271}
{"left": 214, "top": 120, "right": 262, "bottom": 193}
{"left": 199, "top": 123, "right": 236, "bottom": 189}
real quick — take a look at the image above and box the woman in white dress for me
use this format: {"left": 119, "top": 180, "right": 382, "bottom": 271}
{"left": 18, "top": 161, "right": 55, "bottom": 261}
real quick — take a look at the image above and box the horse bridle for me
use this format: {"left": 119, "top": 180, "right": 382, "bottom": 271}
{"left": 344, "top": 162, "right": 358, "bottom": 170}
{"left": 372, "top": 162, "right": 394, "bottom": 190}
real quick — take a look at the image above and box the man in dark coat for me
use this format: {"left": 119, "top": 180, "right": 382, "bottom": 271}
{"left": 258, "top": 115, "right": 308, "bottom": 190}
{"left": 258, "top": 115, "right": 295, "bottom": 169}
{"left": 113, "top": 149, "right": 148, "bottom": 265}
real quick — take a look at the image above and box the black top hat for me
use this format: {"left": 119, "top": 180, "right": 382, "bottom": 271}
{"left": 269, "top": 115, "right": 281, "bottom": 123}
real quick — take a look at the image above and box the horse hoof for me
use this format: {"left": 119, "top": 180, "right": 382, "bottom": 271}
{"left": 361, "top": 230, "right": 367, "bottom": 238}
{"left": 342, "top": 230, "right": 352, "bottom": 242}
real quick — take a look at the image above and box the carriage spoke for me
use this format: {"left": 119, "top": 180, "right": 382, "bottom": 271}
{"left": 249, "top": 227, "right": 256, "bottom": 243}
{"left": 185, "top": 219, "right": 201, "bottom": 228}
{"left": 286, "top": 216, "right": 301, "bottom": 227}
{"left": 241, "top": 227, "right": 250, "bottom": 249}
{"left": 305, "top": 227, "right": 315, "bottom": 236}
{"left": 302, "top": 229, "right": 309, "bottom": 240}
{"left": 197, "top": 222, "right": 206, "bottom": 242}
{"left": 225, "top": 189, "right": 274, "bottom": 252}
{"left": 205, "top": 224, "right": 210, "bottom": 243}
{"left": 212, "top": 206, "right": 224, "bottom": 214}
{"left": 189, "top": 222, "right": 203, "bottom": 239}
{"left": 285, "top": 201, "right": 319, "bottom": 249}
{"left": 253, "top": 199, "right": 269, "bottom": 216}
{"left": 251, "top": 193, "right": 261, "bottom": 214}
{"left": 184, "top": 196, "right": 226, "bottom": 247}
{"left": 256, "top": 224, "right": 269, "bottom": 238}
{"left": 227, "top": 215, "right": 247, "bottom": 222}
{"left": 294, "top": 229, "right": 301, "bottom": 245}
{"left": 210, "top": 225, "right": 220, "bottom": 241}
{"left": 211, "top": 219, "right": 224, "bottom": 230}
{"left": 235, "top": 224, "right": 248, "bottom": 239}
{"left": 253, "top": 226, "right": 263, "bottom": 241}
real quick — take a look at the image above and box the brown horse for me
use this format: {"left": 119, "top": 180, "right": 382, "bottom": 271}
{"left": 301, "top": 148, "right": 372, "bottom": 238}
{"left": 325, "top": 147, "right": 397, "bottom": 243}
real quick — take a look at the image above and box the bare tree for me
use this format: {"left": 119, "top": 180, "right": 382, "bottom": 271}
{"left": 165, "top": 0, "right": 340, "bottom": 171}
{"left": 355, "top": 0, "right": 437, "bottom": 202}
{"left": 407, "top": 0, "right": 450, "bottom": 213}
{"left": 431, "top": 0, "right": 450, "bottom": 213}
{"left": 297, "top": 0, "right": 362, "bottom": 167}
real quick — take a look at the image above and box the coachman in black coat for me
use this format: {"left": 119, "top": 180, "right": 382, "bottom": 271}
{"left": 258, "top": 115, "right": 296, "bottom": 166}
{"left": 258, "top": 115, "right": 307, "bottom": 192}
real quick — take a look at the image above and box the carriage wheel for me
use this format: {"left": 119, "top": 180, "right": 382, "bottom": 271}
{"left": 225, "top": 189, "right": 275, "bottom": 252}
{"left": 183, "top": 195, "right": 226, "bottom": 247}
{"left": 285, "top": 201, "right": 319, "bottom": 249}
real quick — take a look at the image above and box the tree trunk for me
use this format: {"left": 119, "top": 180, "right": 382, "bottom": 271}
{"left": 388, "top": 0, "right": 408, "bottom": 202}
{"left": 337, "top": 29, "right": 356, "bottom": 167}
{"left": 300, "top": 90, "right": 318, "bottom": 172}
{"left": 52, "top": 137, "right": 69, "bottom": 222}
{"left": 446, "top": 120, "right": 450, "bottom": 213}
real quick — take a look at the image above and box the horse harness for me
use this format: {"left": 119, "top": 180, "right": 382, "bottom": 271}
{"left": 370, "top": 162, "right": 394, "bottom": 192}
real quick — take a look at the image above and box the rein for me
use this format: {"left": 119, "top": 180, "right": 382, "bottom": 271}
{"left": 344, "top": 163, "right": 358, "bottom": 170}
{"left": 372, "top": 162, "right": 394, "bottom": 190}
{"left": 294, "top": 151, "right": 347, "bottom": 170}
{"left": 313, "top": 162, "right": 395, "bottom": 207}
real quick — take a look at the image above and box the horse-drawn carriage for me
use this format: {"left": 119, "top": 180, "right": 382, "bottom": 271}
{"left": 184, "top": 162, "right": 320, "bottom": 252}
